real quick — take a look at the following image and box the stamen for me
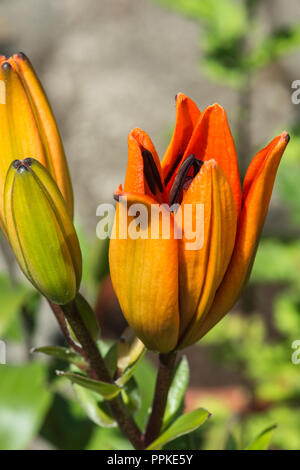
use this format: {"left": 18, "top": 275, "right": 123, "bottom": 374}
{"left": 169, "top": 155, "right": 203, "bottom": 206}
{"left": 164, "top": 153, "right": 183, "bottom": 186}
{"left": 142, "top": 148, "right": 163, "bottom": 195}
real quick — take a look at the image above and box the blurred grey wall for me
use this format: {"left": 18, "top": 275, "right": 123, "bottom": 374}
{"left": 0, "top": 0, "right": 299, "bottom": 230}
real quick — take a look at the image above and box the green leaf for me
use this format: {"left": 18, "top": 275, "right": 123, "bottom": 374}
{"left": 73, "top": 383, "right": 116, "bottom": 428}
{"left": 121, "top": 377, "right": 141, "bottom": 416}
{"left": 251, "top": 239, "right": 300, "bottom": 284}
{"left": 0, "top": 275, "right": 31, "bottom": 337}
{"left": 104, "top": 343, "right": 118, "bottom": 377}
{"left": 163, "top": 356, "right": 189, "bottom": 430}
{"left": 33, "top": 346, "right": 87, "bottom": 368}
{"left": 249, "top": 25, "right": 300, "bottom": 70}
{"left": 86, "top": 427, "right": 133, "bottom": 450}
{"left": 146, "top": 408, "right": 211, "bottom": 450}
{"left": 58, "top": 371, "right": 120, "bottom": 400}
{"left": 41, "top": 391, "right": 94, "bottom": 450}
{"left": 224, "top": 432, "right": 239, "bottom": 450}
{"left": 0, "top": 362, "right": 52, "bottom": 450}
{"left": 133, "top": 357, "right": 156, "bottom": 430}
{"left": 245, "top": 424, "right": 277, "bottom": 450}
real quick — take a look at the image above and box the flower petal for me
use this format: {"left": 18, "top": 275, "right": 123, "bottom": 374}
{"left": 179, "top": 104, "right": 242, "bottom": 215}
{"left": 124, "top": 128, "right": 166, "bottom": 203}
{"left": 9, "top": 53, "right": 74, "bottom": 217}
{"left": 0, "top": 61, "right": 47, "bottom": 223}
{"left": 192, "top": 132, "right": 289, "bottom": 342}
{"left": 161, "top": 93, "right": 200, "bottom": 191}
{"left": 109, "top": 192, "right": 179, "bottom": 353}
{"left": 4, "top": 159, "right": 81, "bottom": 304}
{"left": 177, "top": 160, "right": 237, "bottom": 348}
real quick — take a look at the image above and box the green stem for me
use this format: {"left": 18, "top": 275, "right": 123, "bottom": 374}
{"left": 59, "top": 299, "right": 143, "bottom": 450}
{"left": 144, "top": 351, "right": 177, "bottom": 447}
{"left": 49, "top": 301, "right": 86, "bottom": 359}
{"left": 62, "top": 301, "right": 111, "bottom": 382}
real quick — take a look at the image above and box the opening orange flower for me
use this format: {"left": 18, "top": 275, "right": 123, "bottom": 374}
{"left": 109, "top": 93, "right": 289, "bottom": 353}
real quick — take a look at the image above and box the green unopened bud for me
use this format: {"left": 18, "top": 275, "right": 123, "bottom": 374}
{"left": 4, "top": 158, "right": 82, "bottom": 304}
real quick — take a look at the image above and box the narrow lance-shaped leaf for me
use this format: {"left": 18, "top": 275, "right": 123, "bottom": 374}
{"left": 146, "top": 408, "right": 211, "bottom": 450}
{"left": 32, "top": 346, "right": 87, "bottom": 369}
{"left": 162, "top": 355, "right": 190, "bottom": 430}
{"left": 57, "top": 370, "right": 120, "bottom": 400}
{"left": 121, "top": 377, "right": 141, "bottom": 417}
{"left": 245, "top": 424, "right": 277, "bottom": 450}
{"left": 73, "top": 384, "right": 116, "bottom": 428}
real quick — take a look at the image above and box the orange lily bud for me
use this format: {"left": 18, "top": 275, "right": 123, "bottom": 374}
{"left": 0, "top": 52, "right": 73, "bottom": 230}
{"left": 109, "top": 94, "right": 289, "bottom": 353}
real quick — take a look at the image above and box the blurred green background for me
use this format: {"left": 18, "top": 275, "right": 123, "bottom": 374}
{"left": 0, "top": 0, "right": 300, "bottom": 450}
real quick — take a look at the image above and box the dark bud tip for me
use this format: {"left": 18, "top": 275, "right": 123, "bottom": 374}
{"left": 12, "top": 158, "right": 33, "bottom": 173}
{"left": 12, "top": 159, "right": 21, "bottom": 169}
{"left": 23, "top": 157, "right": 33, "bottom": 167}
{"left": 285, "top": 133, "right": 290, "bottom": 143}
{"left": 16, "top": 52, "right": 26, "bottom": 60}
{"left": 114, "top": 193, "right": 120, "bottom": 202}
{"left": 2, "top": 61, "right": 12, "bottom": 71}
{"left": 175, "top": 93, "right": 178, "bottom": 102}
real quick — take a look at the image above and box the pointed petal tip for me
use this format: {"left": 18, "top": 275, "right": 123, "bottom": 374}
{"left": 128, "top": 127, "right": 145, "bottom": 141}
{"left": 202, "top": 158, "right": 218, "bottom": 170}
{"left": 282, "top": 131, "right": 290, "bottom": 143}
{"left": 15, "top": 52, "right": 26, "bottom": 60}
{"left": 207, "top": 102, "right": 225, "bottom": 113}
{"left": 175, "top": 92, "right": 187, "bottom": 103}
{"left": 113, "top": 184, "right": 124, "bottom": 202}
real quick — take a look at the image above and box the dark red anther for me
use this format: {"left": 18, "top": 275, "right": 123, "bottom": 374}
{"left": 169, "top": 155, "right": 203, "bottom": 206}
{"left": 142, "top": 148, "right": 164, "bottom": 196}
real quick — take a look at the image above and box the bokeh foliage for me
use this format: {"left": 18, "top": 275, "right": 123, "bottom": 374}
{"left": 0, "top": 0, "right": 300, "bottom": 450}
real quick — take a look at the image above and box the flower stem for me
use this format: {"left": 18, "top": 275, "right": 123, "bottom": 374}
{"left": 49, "top": 301, "right": 86, "bottom": 359}
{"left": 61, "top": 301, "right": 111, "bottom": 382}
{"left": 55, "top": 299, "right": 143, "bottom": 450}
{"left": 144, "top": 351, "right": 177, "bottom": 447}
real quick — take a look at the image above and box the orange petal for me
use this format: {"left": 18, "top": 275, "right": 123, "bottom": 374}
{"left": 9, "top": 53, "right": 73, "bottom": 217}
{"left": 192, "top": 132, "right": 289, "bottom": 342}
{"left": 177, "top": 160, "right": 237, "bottom": 348}
{"left": 109, "top": 192, "right": 179, "bottom": 353}
{"left": 124, "top": 128, "right": 166, "bottom": 203}
{"left": 178, "top": 104, "right": 242, "bottom": 216}
{"left": 242, "top": 134, "right": 288, "bottom": 203}
{"left": 161, "top": 93, "right": 200, "bottom": 191}
{"left": 0, "top": 61, "right": 47, "bottom": 224}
